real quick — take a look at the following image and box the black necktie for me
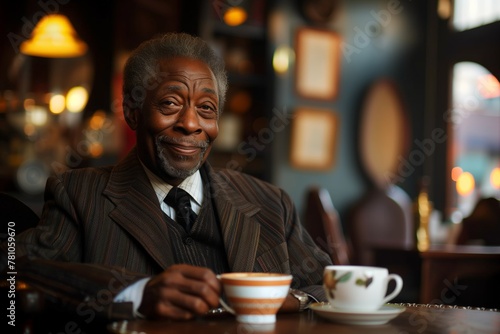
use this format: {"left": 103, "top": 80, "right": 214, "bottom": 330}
{"left": 164, "top": 187, "right": 197, "bottom": 233}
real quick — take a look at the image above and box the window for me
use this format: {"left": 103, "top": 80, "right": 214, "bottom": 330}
{"left": 449, "top": 62, "right": 500, "bottom": 216}
{"left": 452, "top": 0, "right": 500, "bottom": 31}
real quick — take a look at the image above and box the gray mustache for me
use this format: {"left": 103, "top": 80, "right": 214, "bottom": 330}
{"left": 157, "top": 136, "right": 209, "bottom": 149}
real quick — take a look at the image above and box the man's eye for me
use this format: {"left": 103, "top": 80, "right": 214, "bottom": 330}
{"left": 197, "top": 104, "right": 218, "bottom": 119}
{"left": 157, "top": 100, "right": 181, "bottom": 114}
{"left": 162, "top": 100, "right": 175, "bottom": 106}
{"left": 199, "top": 105, "right": 214, "bottom": 111}
{"left": 160, "top": 100, "right": 181, "bottom": 110}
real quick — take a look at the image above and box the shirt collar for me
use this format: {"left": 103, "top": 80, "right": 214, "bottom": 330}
{"left": 140, "top": 161, "right": 203, "bottom": 208}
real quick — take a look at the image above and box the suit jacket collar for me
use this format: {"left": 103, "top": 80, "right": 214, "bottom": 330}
{"left": 103, "top": 148, "right": 262, "bottom": 273}
{"left": 103, "top": 148, "right": 175, "bottom": 270}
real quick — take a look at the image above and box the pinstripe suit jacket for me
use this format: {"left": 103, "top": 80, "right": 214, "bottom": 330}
{"left": 8, "top": 148, "right": 332, "bottom": 319}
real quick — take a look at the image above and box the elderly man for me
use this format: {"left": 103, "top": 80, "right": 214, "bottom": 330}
{"left": 2, "top": 32, "right": 332, "bottom": 321}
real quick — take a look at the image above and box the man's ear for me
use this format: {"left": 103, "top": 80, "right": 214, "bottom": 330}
{"left": 124, "top": 106, "right": 139, "bottom": 130}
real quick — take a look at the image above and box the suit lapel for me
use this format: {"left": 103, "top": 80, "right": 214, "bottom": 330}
{"left": 103, "top": 148, "right": 175, "bottom": 270}
{"left": 206, "top": 166, "right": 261, "bottom": 272}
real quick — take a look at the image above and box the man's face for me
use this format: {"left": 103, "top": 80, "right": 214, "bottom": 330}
{"left": 127, "top": 56, "right": 219, "bottom": 185}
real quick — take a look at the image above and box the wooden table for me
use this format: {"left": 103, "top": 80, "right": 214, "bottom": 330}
{"left": 420, "top": 245, "right": 500, "bottom": 308}
{"left": 106, "top": 305, "right": 500, "bottom": 334}
{"left": 374, "top": 245, "right": 500, "bottom": 309}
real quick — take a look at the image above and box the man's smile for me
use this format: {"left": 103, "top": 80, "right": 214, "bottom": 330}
{"left": 169, "top": 143, "right": 203, "bottom": 156}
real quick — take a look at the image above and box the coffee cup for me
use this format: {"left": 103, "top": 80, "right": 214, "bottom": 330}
{"left": 323, "top": 265, "right": 403, "bottom": 312}
{"left": 218, "top": 272, "right": 292, "bottom": 324}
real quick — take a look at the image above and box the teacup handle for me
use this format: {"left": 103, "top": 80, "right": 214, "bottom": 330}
{"left": 218, "top": 297, "right": 236, "bottom": 315}
{"left": 382, "top": 274, "right": 403, "bottom": 305}
{"left": 216, "top": 275, "right": 236, "bottom": 315}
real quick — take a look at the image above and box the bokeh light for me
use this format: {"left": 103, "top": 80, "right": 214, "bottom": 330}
{"left": 223, "top": 7, "right": 247, "bottom": 26}
{"left": 49, "top": 94, "right": 65, "bottom": 114}
{"left": 66, "top": 86, "right": 88, "bottom": 113}
{"left": 456, "top": 171, "right": 475, "bottom": 196}
{"left": 451, "top": 166, "right": 463, "bottom": 181}
{"left": 490, "top": 167, "right": 500, "bottom": 189}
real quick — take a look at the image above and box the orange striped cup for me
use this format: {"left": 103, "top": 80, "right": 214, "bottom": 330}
{"left": 218, "top": 273, "right": 293, "bottom": 324}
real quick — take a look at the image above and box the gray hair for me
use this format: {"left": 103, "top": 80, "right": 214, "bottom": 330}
{"left": 122, "top": 32, "right": 228, "bottom": 114}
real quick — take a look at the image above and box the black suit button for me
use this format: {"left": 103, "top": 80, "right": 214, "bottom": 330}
{"left": 183, "top": 237, "right": 194, "bottom": 245}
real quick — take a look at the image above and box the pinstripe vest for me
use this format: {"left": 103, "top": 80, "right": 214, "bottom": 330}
{"left": 164, "top": 169, "right": 230, "bottom": 275}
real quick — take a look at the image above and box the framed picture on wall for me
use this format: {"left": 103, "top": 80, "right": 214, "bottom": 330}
{"left": 290, "top": 107, "right": 339, "bottom": 170}
{"left": 295, "top": 27, "right": 341, "bottom": 100}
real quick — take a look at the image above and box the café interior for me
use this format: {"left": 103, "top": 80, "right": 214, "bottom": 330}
{"left": 1, "top": 0, "right": 499, "bottom": 319}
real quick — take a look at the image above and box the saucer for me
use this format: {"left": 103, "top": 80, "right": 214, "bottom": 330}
{"left": 309, "top": 303, "right": 406, "bottom": 325}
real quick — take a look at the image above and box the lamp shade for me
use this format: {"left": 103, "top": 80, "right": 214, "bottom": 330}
{"left": 20, "top": 14, "right": 87, "bottom": 58}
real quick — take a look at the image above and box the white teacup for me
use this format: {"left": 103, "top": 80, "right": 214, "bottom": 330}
{"left": 218, "top": 272, "right": 292, "bottom": 324}
{"left": 323, "top": 265, "right": 403, "bottom": 312}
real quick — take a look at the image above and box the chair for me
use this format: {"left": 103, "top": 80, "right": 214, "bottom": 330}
{"left": 346, "top": 185, "right": 415, "bottom": 266}
{"left": 0, "top": 193, "right": 40, "bottom": 242}
{"left": 303, "top": 186, "right": 350, "bottom": 265}
{"left": 455, "top": 197, "right": 500, "bottom": 245}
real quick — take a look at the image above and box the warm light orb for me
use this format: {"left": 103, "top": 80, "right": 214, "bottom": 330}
{"left": 20, "top": 14, "right": 88, "bottom": 58}
{"left": 66, "top": 86, "right": 88, "bottom": 113}
{"left": 437, "top": 0, "right": 452, "bottom": 19}
{"left": 26, "top": 106, "right": 48, "bottom": 126}
{"left": 23, "top": 98, "right": 35, "bottom": 110}
{"left": 49, "top": 94, "right": 66, "bottom": 114}
{"left": 89, "top": 142, "right": 104, "bottom": 158}
{"left": 273, "top": 46, "right": 294, "bottom": 74}
{"left": 223, "top": 7, "right": 248, "bottom": 26}
{"left": 456, "top": 171, "right": 475, "bottom": 196}
{"left": 89, "top": 110, "right": 106, "bottom": 130}
{"left": 490, "top": 167, "right": 500, "bottom": 189}
{"left": 451, "top": 166, "right": 463, "bottom": 181}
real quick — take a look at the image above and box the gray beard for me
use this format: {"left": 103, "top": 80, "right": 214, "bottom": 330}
{"left": 155, "top": 135, "right": 208, "bottom": 179}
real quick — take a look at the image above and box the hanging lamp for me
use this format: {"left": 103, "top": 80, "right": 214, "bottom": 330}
{"left": 20, "top": 14, "right": 87, "bottom": 58}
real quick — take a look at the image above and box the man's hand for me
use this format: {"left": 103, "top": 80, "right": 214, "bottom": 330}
{"left": 280, "top": 294, "right": 301, "bottom": 313}
{"left": 138, "top": 264, "right": 221, "bottom": 320}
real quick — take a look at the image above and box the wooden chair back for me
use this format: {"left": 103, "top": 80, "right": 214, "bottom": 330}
{"left": 303, "top": 187, "right": 350, "bottom": 265}
{"left": 347, "top": 186, "right": 414, "bottom": 265}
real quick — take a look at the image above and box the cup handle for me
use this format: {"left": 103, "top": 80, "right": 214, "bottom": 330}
{"left": 382, "top": 274, "right": 403, "bottom": 305}
{"left": 218, "top": 297, "right": 236, "bottom": 315}
{"left": 216, "top": 275, "right": 235, "bottom": 315}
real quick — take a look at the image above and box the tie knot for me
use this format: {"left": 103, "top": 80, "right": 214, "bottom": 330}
{"left": 165, "top": 187, "right": 191, "bottom": 209}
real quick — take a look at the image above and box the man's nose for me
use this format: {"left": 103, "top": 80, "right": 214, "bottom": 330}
{"left": 175, "top": 105, "right": 201, "bottom": 133}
